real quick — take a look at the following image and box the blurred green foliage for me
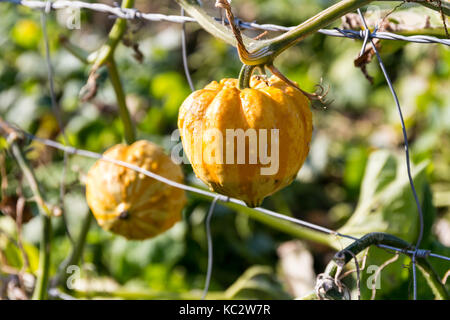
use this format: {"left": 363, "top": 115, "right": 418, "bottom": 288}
{"left": 0, "top": 0, "right": 449, "bottom": 300}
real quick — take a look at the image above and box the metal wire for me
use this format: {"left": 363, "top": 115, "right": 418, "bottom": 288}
{"left": 201, "top": 196, "right": 219, "bottom": 300}
{"left": 40, "top": 3, "right": 74, "bottom": 245}
{"left": 2, "top": 128, "right": 448, "bottom": 266}
{"left": 356, "top": 8, "right": 425, "bottom": 300}
{"left": 1, "top": 0, "right": 449, "bottom": 46}
{"left": 180, "top": 8, "right": 195, "bottom": 92}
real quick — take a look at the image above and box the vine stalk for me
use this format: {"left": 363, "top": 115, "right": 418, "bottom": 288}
{"left": 89, "top": 0, "right": 136, "bottom": 144}
{"left": 320, "top": 232, "right": 449, "bottom": 300}
{"left": 107, "top": 58, "right": 136, "bottom": 144}
{"left": 177, "top": 0, "right": 450, "bottom": 66}
{"left": 194, "top": 192, "right": 335, "bottom": 248}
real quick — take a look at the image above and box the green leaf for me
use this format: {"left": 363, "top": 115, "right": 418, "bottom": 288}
{"left": 339, "top": 150, "right": 429, "bottom": 243}
{"left": 0, "top": 216, "right": 40, "bottom": 273}
{"left": 343, "top": 146, "right": 368, "bottom": 195}
{"left": 337, "top": 150, "right": 438, "bottom": 299}
{"left": 103, "top": 222, "right": 187, "bottom": 283}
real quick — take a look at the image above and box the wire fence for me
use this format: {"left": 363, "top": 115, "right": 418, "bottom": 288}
{"left": 2, "top": 0, "right": 450, "bottom": 46}
{"left": 0, "top": 0, "right": 449, "bottom": 300}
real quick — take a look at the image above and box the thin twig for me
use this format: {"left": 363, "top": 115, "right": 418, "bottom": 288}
{"left": 442, "top": 269, "right": 450, "bottom": 284}
{"left": 334, "top": 250, "right": 361, "bottom": 300}
{"left": 339, "top": 248, "right": 369, "bottom": 279}
{"left": 436, "top": 0, "right": 449, "bottom": 38}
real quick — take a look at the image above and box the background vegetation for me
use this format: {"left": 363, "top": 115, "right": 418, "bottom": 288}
{"left": 0, "top": 0, "right": 449, "bottom": 299}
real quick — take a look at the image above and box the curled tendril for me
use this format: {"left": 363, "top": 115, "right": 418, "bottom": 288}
{"left": 266, "top": 64, "right": 332, "bottom": 107}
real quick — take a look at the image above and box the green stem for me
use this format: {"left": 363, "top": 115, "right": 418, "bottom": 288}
{"left": 194, "top": 193, "right": 334, "bottom": 247}
{"left": 235, "top": 203, "right": 333, "bottom": 247}
{"left": 60, "top": 29, "right": 137, "bottom": 144}
{"left": 416, "top": 0, "right": 450, "bottom": 16}
{"left": 54, "top": 212, "right": 93, "bottom": 289}
{"left": 32, "top": 214, "right": 52, "bottom": 300}
{"left": 89, "top": 0, "right": 136, "bottom": 144}
{"left": 59, "top": 36, "right": 89, "bottom": 64}
{"left": 416, "top": 258, "right": 449, "bottom": 300}
{"left": 263, "top": 0, "right": 372, "bottom": 58}
{"left": 9, "top": 143, "right": 52, "bottom": 300}
{"left": 298, "top": 291, "right": 319, "bottom": 300}
{"left": 324, "top": 232, "right": 412, "bottom": 276}
{"left": 268, "top": 1, "right": 449, "bottom": 56}
{"left": 91, "top": 0, "right": 135, "bottom": 71}
{"left": 107, "top": 58, "right": 136, "bottom": 144}
{"left": 73, "top": 288, "right": 226, "bottom": 300}
{"left": 238, "top": 64, "right": 256, "bottom": 90}
{"left": 177, "top": 0, "right": 449, "bottom": 65}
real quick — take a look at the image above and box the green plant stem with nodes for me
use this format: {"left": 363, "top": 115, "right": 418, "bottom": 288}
{"left": 60, "top": 42, "right": 136, "bottom": 145}
{"left": 177, "top": 0, "right": 449, "bottom": 67}
{"left": 57, "top": 0, "right": 137, "bottom": 284}
{"left": 83, "top": 0, "right": 136, "bottom": 144}
{"left": 5, "top": 137, "right": 52, "bottom": 300}
{"left": 232, "top": 202, "right": 335, "bottom": 247}
{"left": 72, "top": 287, "right": 226, "bottom": 300}
{"left": 90, "top": 0, "right": 135, "bottom": 72}
{"left": 321, "top": 232, "right": 449, "bottom": 300}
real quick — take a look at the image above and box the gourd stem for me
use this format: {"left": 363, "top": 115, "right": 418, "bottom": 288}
{"left": 107, "top": 58, "right": 136, "bottom": 144}
{"left": 238, "top": 65, "right": 256, "bottom": 90}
